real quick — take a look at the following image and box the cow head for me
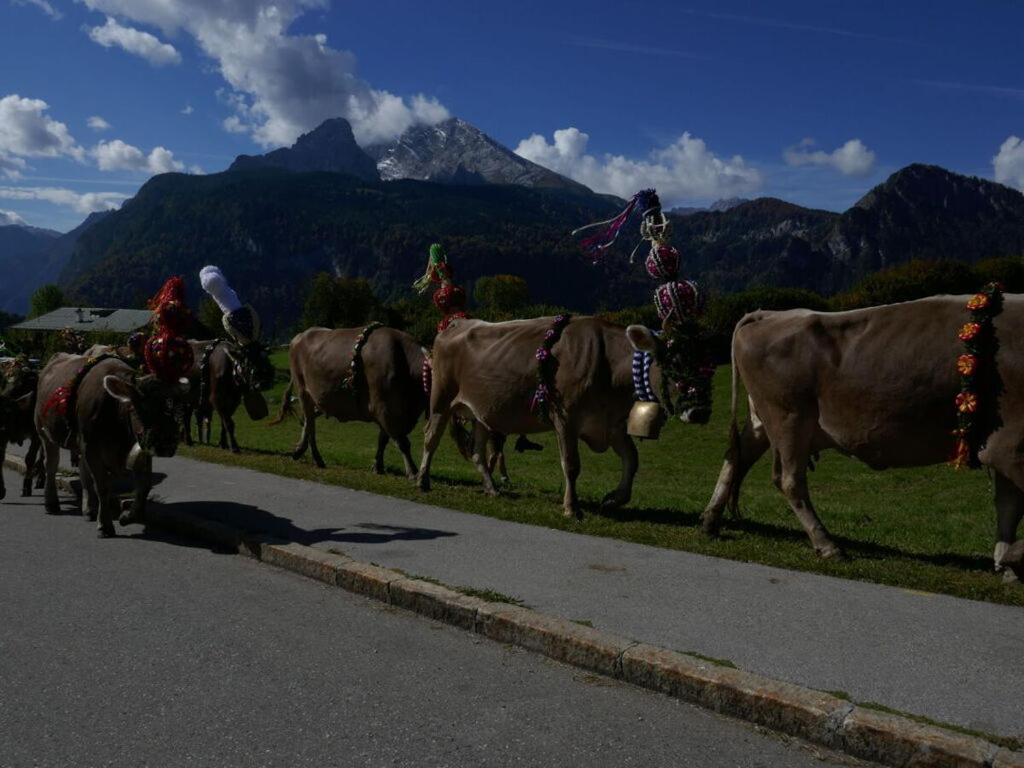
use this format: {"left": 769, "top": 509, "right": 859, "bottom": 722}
{"left": 626, "top": 324, "right": 713, "bottom": 425}
{"left": 226, "top": 342, "right": 275, "bottom": 393}
{"left": 103, "top": 374, "right": 190, "bottom": 458}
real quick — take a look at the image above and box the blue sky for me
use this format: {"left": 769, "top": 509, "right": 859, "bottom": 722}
{"left": 1, "top": 0, "right": 1022, "bottom": 231}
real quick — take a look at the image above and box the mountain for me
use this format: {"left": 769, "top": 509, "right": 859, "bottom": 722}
{"left": 0, "top": 223, "right": 60, "bottom": 314}
{"left": 228, "top": 118, "right": 380, "bottom": 182}
{"left": 0, "top": 211, "right": 111, "bottom": 314}
{"left": 670, "top": 198, "right": 749, "bottom": 217}
{"left": 673, "top": 165, "right": 1024, "bottom": 295}
{"left": 55, "top": 164, "right": 1024, "bottom": 337}
{"left": 58, "top": 170, "right": 640, "bottom": 338}
{"left": 366, "top": 117, "right": 591, "bottom": 192}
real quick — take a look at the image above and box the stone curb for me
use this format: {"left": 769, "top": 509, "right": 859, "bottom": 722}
{"left": 5, "top": 454, "right": 1021, "bottom": 767}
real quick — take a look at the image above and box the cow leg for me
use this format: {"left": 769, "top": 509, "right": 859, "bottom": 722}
{"left": 553, "top": 423, "right": 582, "bottom": 519}
{"left": 373, "top": 428, "right": 388, "bottom": 474}
{"left": 41, "top": 434, "right": 61, "bottom": 515}
{"left": 601, "top": 428, "right": 638, "bottom": 510}
{"left": 471, "top": 422, "right": 499, "bottom": 496}
{"left": 120, "top": 466, "right": 152, "bottom": 527}
{"left": 774, "top": 418, "right": 840, "bottom": 558}
{"left": 223, "top": 412, "right": 240, "bottom": 454}
{"left": 993, "top": 472, "right": 1024, "bottom": 580}
{"left": 417, "top": 407, "right": 451, "bottom": 492}
{"left": 394, "top": 434, "right": 417, "bottom": 480}
{"left": 182, "top": 404, "right": 194, "bottom": 446}
{"left": 487, "top": 433, "right": 511, "bottom": 485}
{"left": 702, "top": 416, "right": 771, "bottom": 536}
{"left": 21, "top": 436, "right": 40, "bottom": 497}
{"left": 0, "top": 440, "right": 6, "bottom": 501}
{"left": 78, "top": 451, "right": 99, "bottom": 522}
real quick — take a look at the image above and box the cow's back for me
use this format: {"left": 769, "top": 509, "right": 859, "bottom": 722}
{"left": 735, "top": 296, "right": 1024, "bottom": 468}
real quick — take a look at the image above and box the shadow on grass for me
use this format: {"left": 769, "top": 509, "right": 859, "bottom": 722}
{"left": 156, "top": 500, "right": 458, "bottom": 548}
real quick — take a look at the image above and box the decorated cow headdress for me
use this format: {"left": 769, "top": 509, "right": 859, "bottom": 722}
{"left": 413, "top": 243, "right": 470, "bottom": 333}
{"left": 573, "top": 189, "right": 713, "bottom": 423}
{"left": 200, "top": 265, "right": 262, "bottom": 346}
{"left": 144, "top": 276, "right": 195, "bottom": 382}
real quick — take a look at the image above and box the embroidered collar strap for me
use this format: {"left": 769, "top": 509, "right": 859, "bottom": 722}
{"left": 530, "top": 314, "right": 572, "bottom": 421}
{"left": 339, "top": 322, "right": 383, "bottom": 392}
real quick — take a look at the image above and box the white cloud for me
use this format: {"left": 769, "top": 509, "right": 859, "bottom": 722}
{"left": 0, "top": 185, "right": 128, "bottom": 214}
{"left": 0, "top": 209, "right": 28, "bottom": 226}
{"left": 0, "top": 153, "right": 28, "bottom": 180}
{"left": 515, "top": 127, "right": 763, "bottom": 202}
{"left": 86, "top": 16, "right": 182, "bottom": 67}
{"left": 993, "top": 136, "right": 1024, "bottom": 192}
{"left": 87, "top": 115, "right": 111, "bottom": 131}
{"left": 784, "top": 138, "right": 876, "bottom": 176}
{"left": 91, "top": 139, "right": 185, "bottom": 173}
{"left": 12, "top": 0, "right": 62, "bottom": 20}
{"left": 181, "top": 105, "right": 194, "bottom": 115}
{"left": 0, "top": 94, "right": 84, "bottom": 161}
{"left": 222, "top": 115, "right": 247, "bottom": 134}
{"left": 77, "top": 0, "right": 448, "bottom": 147}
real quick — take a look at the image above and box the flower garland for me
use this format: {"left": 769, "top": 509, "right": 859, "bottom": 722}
{"left": 339, "top": 322, "right": 383, "bottom": 392}
{"left": 951, "top": 282, "right": 1004, "bottom": 469}
{"left": 413, "top": 243, "right": 470, "bottom": 334}
{"left": 530, "top": 314, "right": 572, "bottom": 421}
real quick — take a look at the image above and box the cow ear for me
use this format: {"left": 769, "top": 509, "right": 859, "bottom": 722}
{"left": 626, "top": 325, "right": 658, "bottom": 353}
{"left": 103, "top": 375, "right": 138, "bottom": 405}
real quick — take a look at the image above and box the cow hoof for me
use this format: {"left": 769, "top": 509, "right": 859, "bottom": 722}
{"left": 371, "top": 464, "right": 385, "bottom": 475}
{"left": 44, "top": 501, "right": 61, "bottom": 515}
{"left": 97, "top": 525, "right": 116, "bottom": 538}
{"left": 118, "top": 511, "right": 141, "bottom": 527}
{"left": 417, "top": 475, "right": 431, "bottom": 493}
{"left": 483, "top": 486, "right": 500, "bottom": 498}
{"left": 563, "top": 507, "right": 583, "bottom": 521}
{"left": 600, "top": 491, "right": 627, "bottom": 511}
{"left": 816, "top": 543, "right": 844, "bottom": 560}
{"left": 21, "top": 488, "right": 31, "bottom": 498}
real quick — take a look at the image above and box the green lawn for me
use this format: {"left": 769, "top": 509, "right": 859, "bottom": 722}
{"left": 181, "top": 350, "right": 1023, "bottom": 607}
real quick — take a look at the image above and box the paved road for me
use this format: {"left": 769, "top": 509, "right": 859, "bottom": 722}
{"left": 8, "top": 447, "right": 1024, "bottom": 740}
{"left": 0, "top": 469, "right": 860, "bottom": 768}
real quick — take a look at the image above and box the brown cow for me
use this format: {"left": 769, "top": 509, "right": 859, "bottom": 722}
{"left": 184, "top": 339, "right": 274, "bottom": 451}
{"left": 277, "top": 326, "right": 426, "bottom": 476}
{"left": 0, "top": 359, "right": 40, "bottom": 499}
{"left": 703, "top": 297, "right": 1024, "bottom": 573}
{"left": 417, "top": 316, "right": 689, "bottom": 518}
{"left": 35, "top": 353, "right": 187, "bottom": 536}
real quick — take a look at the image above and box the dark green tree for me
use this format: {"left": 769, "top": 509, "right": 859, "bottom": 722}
{"left": 29, "top": 284, "right": 66, "bottom": 319}
{"left": 301, "top": 274, "right": 379, "bottom": 330}
{"left": 474, "top": 275, "right": 530, "bottom": 319}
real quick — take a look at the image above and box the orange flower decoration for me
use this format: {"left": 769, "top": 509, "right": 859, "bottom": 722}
{"left": 966, "top": 293, "right": 989, "bottom": 311}
{"left": 958, "top": 322, "right": 981, "bottom": 341}
{"left": 956, "top": 354, "right": 977, "bottom": 376}
{"left": 956, "top": 392, "right": 978, "bottom": 413}
{"left": 951, "top": 438, "right": 971, "bottom": 470}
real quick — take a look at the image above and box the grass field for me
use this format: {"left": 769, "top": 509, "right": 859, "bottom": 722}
{"left": 180, "top": 350, "right": 1024, "bottom": 607}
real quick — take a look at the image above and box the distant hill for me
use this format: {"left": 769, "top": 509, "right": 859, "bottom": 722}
{"left": 229, "top": 118, "right": 380, "bottom": 182}
{"left": 0, "top": 211, "right": 111, "bottom": 314}
{"left": 58, "top": 170, "right": 638, "bottom": 338}
{"left": 54, "top": 163, "right": 1024, "bottom": 338}
{"left": 366, "top": 117, "right": 590, "bottom": 192}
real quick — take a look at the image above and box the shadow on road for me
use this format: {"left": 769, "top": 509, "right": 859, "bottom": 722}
{"left": 153, "top": 500, "right": 458, "bottom": 548}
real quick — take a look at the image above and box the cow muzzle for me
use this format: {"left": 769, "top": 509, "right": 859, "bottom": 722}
{"left": 680, "top": 407, "right": 711, "bottom": 425}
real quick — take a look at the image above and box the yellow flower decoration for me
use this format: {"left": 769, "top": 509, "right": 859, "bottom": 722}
{"left": 966, "top": 293, "right": 989, "bottom": 311}
{"left": 956, "top": 392, "right": 978, "bottom": 413}
{"left": 956, "top": 354, "right": 977, "bottom": 376}
{"left": 958, "top": 322, "right": 981, "bottom": 342}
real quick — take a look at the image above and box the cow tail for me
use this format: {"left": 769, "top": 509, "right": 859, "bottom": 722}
{"left": 269, "top": 378, "right": 295, "bottom": 426}
{"left": 448, "top": 417, "right": 475, "bottom": 462}
{"left": 727, "top": 317, "right": 747, "bottom": 518}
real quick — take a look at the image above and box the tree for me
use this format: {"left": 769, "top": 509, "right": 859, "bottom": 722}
{"left": 29, "top": 284, "right": 65, "bottom": 319}
{"left": 301, "top": 274, "right": 379, "bottom": 330}
{"left": 474, "top": 275, "right": 530, "bottom": 319}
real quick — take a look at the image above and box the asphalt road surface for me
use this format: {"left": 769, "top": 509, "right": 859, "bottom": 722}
{"left": 0, "top": 469, "right": 860, "bottom": 768}
{"left": 12, "top": 445, "right": 1014, "bottom": 738}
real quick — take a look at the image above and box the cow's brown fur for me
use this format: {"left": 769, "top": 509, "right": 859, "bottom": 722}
{"left": 278, "top": 327, "right": 427, "bottom": 477}
{"left": 35, "top": 354, "right": 185, "bottom": 536}
{"left": 703, "top": 296, "right": 1024, "bottom": 565}
{"left": 418, "top": 317, "right": 656, "bottom": 517}
{"left": 0, "top": 360, "right": 40, "bottom": 499}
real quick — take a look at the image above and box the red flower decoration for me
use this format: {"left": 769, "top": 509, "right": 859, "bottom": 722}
{"left": 957, "top": 322, "right": 981, "bottom": 342}
{"left": 966, "top": 293, "right": 989, "bottom": 311}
